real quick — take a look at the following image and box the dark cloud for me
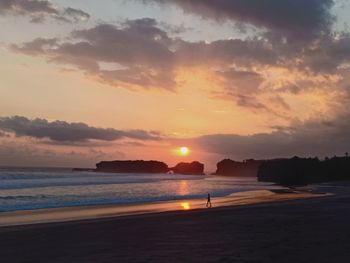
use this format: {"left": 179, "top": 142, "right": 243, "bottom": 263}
{"left": 11, "top": 38, "right": 58, "bottom": 55}
{"left": 63, "top": 7, "right": 90, "bottom": 22}
{"left": 0, "top": 116, "right": 161, "bottom": 143}
{"left": 175, "top": 38, "right": 278, "bottom": 67}
{"left": 218, "top": 69, "right": 263, "bottom": 93}
{"left": 194, "top": 113, "right": 350, "bottom": 160}
{"left": 0, "top": 0, "right": 58, "bottom": 15}
{"left": 235, "top": 94, "right": 268, "bottom": 110}
{"left": 145, "top": 0, "right": 335, "bottom": 40}
{"left": 12, "top": 19, "right": 177, "bottom": 90}
{"left": 11, "top": 20, "right": 277, "bottom": 91}
{"left": 300, "top": 35, "right": 350, "bottom": 73}
{"left": 269, "top": 95, "right": 291, "bottom": 111}
{"left": 0, "top": 140, "right": 123, "bottom": 167}
{"left": 0, "top": 0, "right": 89, "bottom": 23}
{"left": 9, "top": 16, "right": 350, "bottom": 114}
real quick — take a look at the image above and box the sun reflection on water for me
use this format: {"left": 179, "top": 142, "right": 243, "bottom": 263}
{"left": 178, "top": 180, "right": 189, "bottom": 195}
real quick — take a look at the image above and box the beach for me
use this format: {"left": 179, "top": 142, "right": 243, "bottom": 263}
{"left": 2, "top": 0, "right": 350, "bottom": 262}
{"left": 1, "top": 184, "right": 349, "bottom": 262}
{"left": 0, "top": 189, "right": 326, "bottom": 227}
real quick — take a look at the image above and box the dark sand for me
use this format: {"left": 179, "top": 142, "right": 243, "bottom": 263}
{"left": 1, "top": 185, "right": 350, "bottom": 262}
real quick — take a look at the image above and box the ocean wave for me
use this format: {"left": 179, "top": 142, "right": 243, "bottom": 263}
{"left": 0, "top": 168, "right": 262, "bottom": 213}
{"left": 0, "top": 195, "right": 49, "bottom": 200}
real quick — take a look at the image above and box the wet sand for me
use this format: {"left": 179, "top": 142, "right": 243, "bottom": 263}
{"left": 0, "top": 189, "right": 325, "bottom": 227}
{"left": 1, "top": 186, "right": 349, "bottom": 262}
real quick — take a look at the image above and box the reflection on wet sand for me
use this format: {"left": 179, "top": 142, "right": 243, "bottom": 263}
{"left": 181, "top": 202, "right": 190, "bottom": 210}
{"left": 0, "top": 190, "right": 328, "bottom": 227}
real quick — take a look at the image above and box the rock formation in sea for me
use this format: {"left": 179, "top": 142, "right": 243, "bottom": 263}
{"left": 95, "top": 160, "right": 205, "bottom": 175}
{"left": 170, "top": 161, "right": 205, "bottom": 175}
{"left": 215, "top": 159, "right": 263, "bottom": 176}
{"left": 257, "top": 155, "right": 350, "bottom": 186}
{"left": 95, "top": 160, "right": 169, "bottom": 173}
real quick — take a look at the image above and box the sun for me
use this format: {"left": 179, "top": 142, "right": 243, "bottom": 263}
{"left": 179, "top": 146, "right": 190, "bottom": 156}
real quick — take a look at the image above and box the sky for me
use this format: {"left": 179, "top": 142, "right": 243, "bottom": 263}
{"left": 1, "top": 0, "right": 350, "bottom": 171}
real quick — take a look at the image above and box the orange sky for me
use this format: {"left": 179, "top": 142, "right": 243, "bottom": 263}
{"left": 1, "top": 0, "right": 350, "bottom": 171}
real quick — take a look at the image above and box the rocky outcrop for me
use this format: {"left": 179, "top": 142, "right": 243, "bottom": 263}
{"left": 257, "top": 156, "right": 350, "bottom": 186}
{"left": 257, "top": 157, "right": 318, "bottom": 186}
{"left": 170, "top": 161, "right": 205, "bottom": 175}
{"left": 215, "top": 159, "right": 263, "bottom": 177}
{"left": 95, "top": 160, "right": 169, "bottom": 173}
{"left": 96, "top": 160, "right": 205, "bottom": 175}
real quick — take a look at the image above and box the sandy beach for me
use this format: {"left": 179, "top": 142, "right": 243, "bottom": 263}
{"left": 1, "top": 185, "right": 349, "bottom": 262}
{"left": 0, "top": 188, "right": 326, "bottom": 227}
{"left": 3, "top": 0, "right": 350, "bottom": 261}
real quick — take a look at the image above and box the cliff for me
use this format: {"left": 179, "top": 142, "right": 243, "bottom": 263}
{"left": 257, "top": 156, "right": 350, "bottom": 186}
{"left": 95, "top": 160, "right": 169, "bottom": 173}
{"left": 215, "top": 159, "right": 263, "bottom": 177}
{"left": 170, "top": 161, "right": 205, "bottom": 175}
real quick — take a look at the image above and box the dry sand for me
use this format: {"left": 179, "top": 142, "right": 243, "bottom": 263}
{"left": 0, "top": 185, "right": 349, "bottom": 262}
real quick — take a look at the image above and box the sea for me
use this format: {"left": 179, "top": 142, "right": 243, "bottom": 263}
{"left": 0, "top": 167, "right": 276, "bottom": 212}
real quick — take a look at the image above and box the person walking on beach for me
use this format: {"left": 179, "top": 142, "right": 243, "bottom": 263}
{"left": 206, "top": 193, "right": 212, "bottom": 208}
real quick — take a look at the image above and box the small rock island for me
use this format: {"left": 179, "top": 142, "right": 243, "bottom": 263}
{"left": 215, "top": 159, "right": 263, "bottom": 177}
{"left": 96, "top": 160, "right": 169, "bottom": 173}
{"left": 94, "top": 160, "right": 205, "bottom": 175}
{"left": 170, "top": 161, "right": 205, "bottom": 175}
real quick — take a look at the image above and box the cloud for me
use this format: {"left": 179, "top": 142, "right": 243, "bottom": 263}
{"left": 0, "top": 0, "right": 57, "bottom": 14}
{"left": 175, "top": 37, "right": 278, "bottom": 68}
{"left": 145, "top": 0, "right": 335, "bottom": 40}
{"left": 9, "top": 16, "right": 350, "bottom": 117}
{"left": 0, "top": 130, "right": 8, "bottom": 137}
{"left": 217, "top": 69, "right": 264, "bottom": 93}
{"left": 10, "top": 19, "right": 279, "bottom": 91}
{"left": 0, "top": 140, "right": 124, "bottom": 167}
{"left": 0, "top": 116, "right": 161, "bottom": 143}
{"left": 0, "top": 0, "right": 89, "bottom": 23}
{"left": 11, "top": 19, "right": 176, "bottom": 90}
{"left": 194, "top": 113, "right": 350, "bottom": 160}
{"left": 63, "top": 7, "right": 90, "bottom": 22}
{"left": 300, "top": 35, "right": 350, "bottom": 73}
{"left": 11, "top": 38, "right": 59, "bottom": 55}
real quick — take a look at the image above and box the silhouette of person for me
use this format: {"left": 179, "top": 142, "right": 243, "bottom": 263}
{"left": 206, "top": 193, "right": 212, "bottom": 208}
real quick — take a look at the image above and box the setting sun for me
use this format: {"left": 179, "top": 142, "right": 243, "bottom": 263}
{"left": 1, "top": 0, "right": 349, "bottom": 262}
{"left": 179, "top": 147, "right": 190, "bottom": 156}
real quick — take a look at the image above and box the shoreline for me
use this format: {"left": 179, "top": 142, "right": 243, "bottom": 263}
{"left": 0, "top": 188, "right": 329, "bottom": 227}
{"left": 0, "top": 188, "right": 346, "bottom": 263}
